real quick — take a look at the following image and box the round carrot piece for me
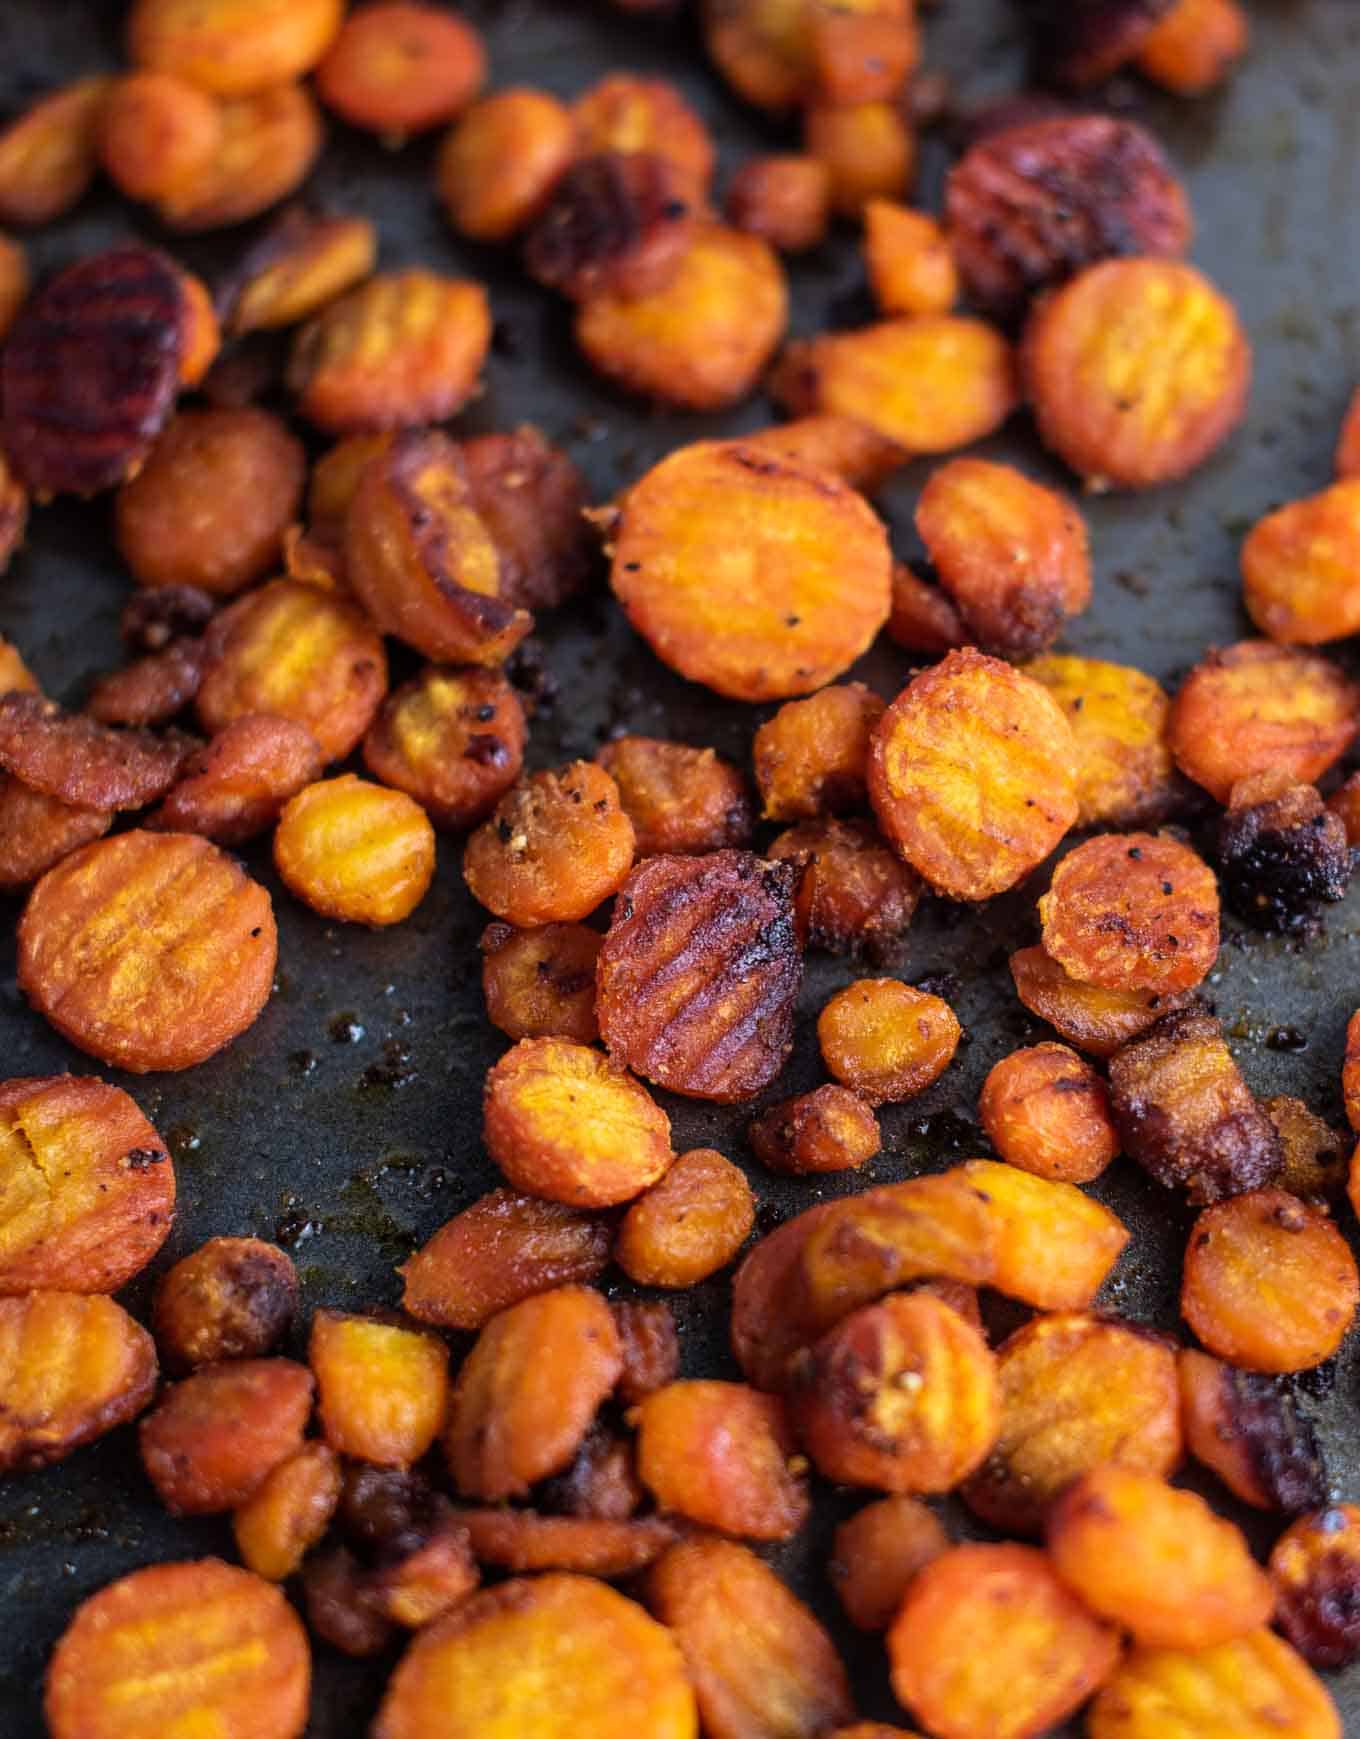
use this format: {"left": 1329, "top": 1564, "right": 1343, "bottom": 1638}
{"left": 1182, "top": 1188, "right": 1359, "bottom": 1373}
{"left": 483, "top": 1037, "right": 672, "bottom": 1207}
{"left": 316, "top": 2, "right": 485, "bottom": 139}
{"left": 1270, "top": 1504, "right": 1360, "bottom": 1668}
{"left": 1086, "top": 1630, "right": 1340, "bottom": 1739}
{"left": 152, "top": 1236, "right": 297, "bottom": 1371}
{"left": 150, "top": 716, "right": 325, "bottom": 846}
{"left": 0, "top": 77, "right": 111, "bottom": 228}
{"left": 274, "top": 774, "right": 436, "bottom": 927}
{"left": 773, "top": 315, "right": 1017, "bottom": 455}
{"left": 375, "top": 1572, "right": 696, "bottom": 1739}
{"left": 888, "top": 1543, "right": 1120, "bottom": 1739}
{"left": 1048, "top": 1465, "right": 1273, "bottom": 1649}
{"left": 768, "top": 817, "right": 922, "bottom": 956}
{"left": 45, "top": 1558, "right": 310, "bottom": 1739}
{"left": 830, "top": 1495, "right": 950, "bottom": 1631}
{"left": 481, "top": 922, "right": 602, "bottom": 1045}
{"left": 916, "top": 456, "right": 1091, "bottom": 658}
{"left": 753, "top": 682, "right": 885, "bottom": 822}
{"left": 128, "top": 0, "right": 342, "bottom": 96}
{"left": 1039, "top": 831, "right": 1219, "bottom": 994}
{"left": 573, "top": 73, "right": 715, "bottom": 203}
{"left": 745, "top": 414, "right": 907, "bottom": 494}
{"left": 1177, "top": 1347, "right": 1327, "bottom": 1514}
{"left": 0, "top": 1290, "right": 157, "bottom": 1474}
{"left": 979, "top": 1042, "right": 1119, "bottom": 1184}
{"left": 596, "top": 850, "right": 803, "bottom": 1102}
{"left": 526, "top": 152, "right": 696, "bottom": 304}
{"left": 464, "top": 763, "right": 636, "bottom": 926}
{"left": 864, "top": 201, "right": 957, "bottom": 317}
{"left": 18, "top": 830, "right": 277, "bottom": 1073}
{"left": 869, "top": 649, "right": 1078, "bottom": 900}
{"left": 818, "top": 978, "right": 960, "bottom": 1105}
{"left": 963, "top": 1311, "right": 1182, "bottom": 1536}
{"left": 610, "top": 440, "right": 890, "bottom": 702}
{"left": 139, "top": 1357, "right": 314, "bottom": 1514}
{"left": 116, "top": 407, "right": 305, "bottom": 595}
{"left": 312, "top": 1311, "right": 449, "bottom": 1468}
{"left": 1023, "top": 258, "right": 1251, "bottom": 489}
{"left": 576, "top": 224, "right": 788, "bottom": 413}
{"left": 1242, "top": 480, "right": 1360, "bottom": 646}
{"left": 98, "top": 70, "right": 221, "bottom": 203}
{"left": 234, "top": 1441, "right": 342, "bottom": 1582}
{"left": 1136, "top": 0, "right": 1249, "bottom": 94}
{"left": 290, "top": 271, "right": 492, "bottom": 433}
{"left": 0, "top": 1075, "right": 174, "bottom": 1295}
{"left": 154, "top": 84, "right": 323, "bottom": 232}
{"left": 438, "top": 88, "right": 575, "bottom": 242}
{"left": 749, "top": 1083, "right": 882, "bottom": 1175}
{"left": 804, "top": 99, "right": 914, "bottom": 216}
{"left": 597, "top": 736, "right": 752, "bottom": 858}
{"left": 446, "top": 1285, "right": 621, "bottom": 1501}
{"left": 616, "top": 1149, "right": 756, "bottom": 1287}
{"left": 794, "top": 1292, "right": 999, "bottom": 1493}
{"left": 1022, "top": 654, "right": 1177, "bottom": 829}
{"left": 197, "top": 578, "right": 388, "bottom": 762}
{"left": 960, "top": 1157, "right": 1129, "bottom": 1310}
{"left": 1009, "top": 943, "right": 1193, "bottom": 1058}
{"left": 636, "top": 1379, "right": 807, "bottom": 1539}
{"left": 726, "top": 154, "right": 832, "bottom": 253}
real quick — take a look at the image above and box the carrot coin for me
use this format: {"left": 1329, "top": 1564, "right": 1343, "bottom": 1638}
{"left": 727, "top": 154, "right": 832, "bottom": 253}
{"left": 817, "top": 978, "right": 961, "bottom": 1105}
{"left": 150, "top": 715, "right": 325, "bottom": 846}
{"left": 127, "top": 0, "right": 342, "bottom": 96}
{"left": 573, "top": 73, "right": 715, "bottom": 202}
{"left": 98, "top": 70, "right": 222, "bottom": 204}
{"left": 609, "top": 440, "right": 890, "bottom": 702}
{"left": 152, "top": 1235, "right": 297, "bottom": 1370}
{"left": 1242, "top": 481, "right": 1360, "bottom": 646}
{"left": 45, "top": 1557, "right": 310, "bottom": 1739}
{"left": 315, "top": 2, "right": 485, "bottom": 139}
{"left": 140, "top": 1357, "right": 314, "bottom": 1514}
{"left": 18, "top": 830, "right": 277, "bottom": 1073}
{"left": 1009, "top": 943, "right": 1193, "bottom": 1057}
{"left": 0, "top": 77, "right": 111, "bottom": 228}
{"left": 1022, "top": 654, "right": 1178, "bottom": 830}
{"left": 154, "top": 84, "right": 322, "bottom": 232}
{"left": 869, "top": 648, "right": 1079, "bottom": 900}
{"left": 636, "top": 1380, "right": 808, "bottom": 1538}
{"left": 274, "top": 774, "right": 436, "bottom": 927}
{"left": 1136, "top": 0, "right": 1249, "bottom": 95}
{"left": 438, "top": 88, "right": 575, "bottom": 242}
{"left": 1086, "top": 1630, "right": 1340, "bottom": 1739}
{"left": 225, "top": 209, "right": 377, "bottom": 336}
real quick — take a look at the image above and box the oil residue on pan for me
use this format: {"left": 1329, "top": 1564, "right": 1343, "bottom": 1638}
{"left": 2, "top": 0, "right": 1360, "bottom": 1733}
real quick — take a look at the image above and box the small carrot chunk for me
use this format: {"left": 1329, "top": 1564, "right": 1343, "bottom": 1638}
{"left": 794, "top": 1292, "right": 999, "bottom": 1493}
{"left": 116, "top": 407, "right": 304, "bottom": 596}
{"left": 1270, "top": 1504, "right": 1360, "bottom": 1668}
{"left": 888, "top": 1543, "right": 1120, "bottom": 1739}
{"left": 597, "top": 736, "right": 752, "bottom": 857}
{"left": 274, "top": 774, "right": 436, "bottom": 926}
{"left": 573, "top": 72, "right": 714, "bottom": 199}
{"left": 226, "top": 209, "right": 377, "bottom": 335}
{"left": 636, "top": 1380, "right": 809, "bottom": 1539}
{"left": 140, "top": 1357, "right": 313, "bottom": 1515}
{"left": 446, "top": 1285, "right": 622, "bottom": 1501}
{"left": 481, "top": 922, "right": 601, "bottom": 1045}
{"left": 1109, "top": 1007, "right": 1283, "bottom": 1202}
{"left": 1242, "top": 481, "right": 1360, "bottom": 646}
{"left": 865, "top": 201, "right": 957, "bottom": 317}
{"left": 233, "top": 1440, "right": 342, "bottom": 1581}
{"left": 0, "top": 1075, "right": 174, "bottom": 1294}
{"left": 1178, "top": 1347, "right": 1326, "bottom": 1512}
{"left": 312, "top": 1310, "right": 449, "bottom": 1467}
{"left": 0, "top": 693, "right": 190, "bottom": 811}
{"left": 290, "top": 271, "right": 492, "bottom": 433}
{"left": 151, "top": 715, "right": 325, "bottom": 845}
{"left": 916, "top": 457, "right": 1090, "bottom": 658}
{"left": 18, "top": 830, "right": 277, "bottom": 1073}
{"left": 155, "top": 84, "right": 322, "bottom": 232}
{"left": 0, "top": 778, "right": 111, "bottom": 892}
{"left": 804, "top": 99, "right": 914, "bottom": 215}
{"left": 774, "top": 316, "right": 1017, "bottom": 454}
{"left": 1048, "top": 1465, "right": 1273, "bottom": 1649}
{"left": 749, "top": 1083, "right": 881, "bottom": 1175}
{"left": 197, "top": 578, "right": 387, "bottom": 762}
{"left": 754, "top": 682, "right": 885, "bottom": 822}
{"left": 438, "top": 88, "right": 575, "bottom": 242}
{"left": 726, "top": 154, "right": 832, "bottom": 253}
{"left": 464, "top": 763, "right": 635, "bottom": 926}
{"left": 609, "top": 440, "right": 890, "bottom": 701}
{"left": 97, "top": 70, "right": 221, "bottom": 204}
{"left": 315, "top": 2, "right": 485, "bottom": 139}
{"left": 449, "top": 1507, "right": 677, "bottom": 1577}
{"left": 45, "top": 1557, "right": 311, "bottom": 1739}
{"left": 1009, "top": 943, "right": 1193, "bottom": 1058}
{"left": 1182, "top": 1188, "right": 1359, "bottom": 1373}
{"left": 1135, "top": 0, "right": 1248, "bottom": 94}
{"left": 1023, "top": 654, "right": 1178, "bottom": 828}
{"left": 743, "top": 414, "right": 907, "bottom": 494}
{"left": 963, "top": 1311, "right": 1181, "bottom": 1536}
{"left": 887, "top": 560, "right": 968, "bottom": 654}
{"left": 400, "top": 1189, "right": 613, "bottom": 1332}
{"left": 1086, "top": 1630, "right": 1340, "bottom": 1739}
{"left": 809, "top": 7, "right": 919, "bottom": 103}
{"left": 86, "top": 638, "right": 204, "bottom": 730}
{"left": 1023, "top": 257, "right": 1251, "bottom": 489}
{"left": 870, "top": 649, "right": 1078, "bottom": 900}
{"left": 616, "top": 1148, "right": 756, "bottom": 1288}
{"left": 978, "top": 1043, "right": 1119, "bottom": 1184}
{"left": 597, "top": 851, "right": 803, "bottom": 1102}
{"left": 372, "top": 1510, "right": 479, "bottom": 1629}
{"left": 0, "top": 77, "right": 111, "bottom": 228}
{"left": 648, "top": 1537, "right": 853, "bottom": 1739}
{"left": 960, "top": 1157, "right": 1128, "bottom": 1309}
{"left": 817, "top": 977, "right": 961, "bottom": 1105}
{"left": 576, "top": 223, "right": 788, "bottom": 412}
{"left": 769, "top": 817, "right": 921, "bottom": 957}
{"left": 0, "top": 1291, "right": 156, "bottom": 1473}
{"left": 484, "top": 1037, "right": 671, "bottom": 1206}
{"left": 152, "top": 1237, "right": 296, "bottom": 1371}
{"left": 375, "top": 1573, "right": 696, "bottom": 1739}
{"left": 831, "top": 1494, "right": 950, "bottom": 1630}
{"left": 526, "top": 152, "right": 696, "bottom": 304}
{"left": 128, "top": 0, "right": 341, "bottom": 95}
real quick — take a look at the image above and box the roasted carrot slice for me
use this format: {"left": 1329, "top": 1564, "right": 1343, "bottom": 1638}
{"left": 139, "top": 1357, "right": 314, "bottom": 1514}
{"left": 635, "top": 1380, "right": 808, "bottom": 1539}
{"left": 312, "top": 1310, "right": 449, "bottom": 1467}
{"left": 152, "top": 1237, "right": 297, "bottom": 1370}
{"left": 1086, "top": 1630, "right": 1340, "bottom": 1739}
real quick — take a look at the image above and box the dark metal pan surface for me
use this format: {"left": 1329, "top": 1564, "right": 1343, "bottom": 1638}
{"left": 3, "top": 0, "right": 1360, "bottom": 1732}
